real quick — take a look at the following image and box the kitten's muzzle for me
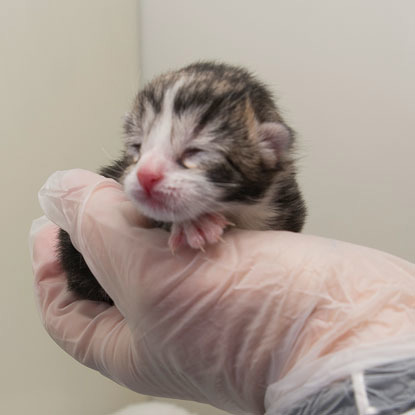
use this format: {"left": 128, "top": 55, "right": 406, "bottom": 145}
{"left": 137, "top": 167, "right": 164, "bottom": 195}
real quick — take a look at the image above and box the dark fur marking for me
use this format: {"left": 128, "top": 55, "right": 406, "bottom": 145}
{"left": 57, "top": 155, "right": 130, "bottom": 304}
{"left": 268, "top": 176, "right": 306, "bottom": 232}
{"left": 142, "top": 88, "right": 163, "bottom": 115}
{"left": 207, "top": 155, "right": 274, "bottom": 204}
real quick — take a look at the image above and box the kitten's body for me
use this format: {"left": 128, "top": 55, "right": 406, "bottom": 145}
{"left": 58, "top": 62, "right": 306, "bottom": 304}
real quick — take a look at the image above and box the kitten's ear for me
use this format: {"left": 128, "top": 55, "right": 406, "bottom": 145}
{"left": 257, "top": 122, "right": 293, "bottom": 167}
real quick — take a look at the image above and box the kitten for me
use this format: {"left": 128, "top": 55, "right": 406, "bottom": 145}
{"left": 58, "top": 62, "right": 306, "bottom": 304}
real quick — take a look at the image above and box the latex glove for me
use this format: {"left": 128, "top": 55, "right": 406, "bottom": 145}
{"left": 30, "top": 169, "right": 415, "bottom": 415}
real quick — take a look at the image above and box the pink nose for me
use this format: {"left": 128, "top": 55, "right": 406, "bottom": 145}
{"left": 137, "top": 168, "right": 163, "bottom": 194}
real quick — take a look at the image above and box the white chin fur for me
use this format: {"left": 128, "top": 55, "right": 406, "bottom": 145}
{"left": 123, "top": 170, "right": 221, "bottom": 223}
{"left": 128, "top": 197, "right": 194, "bottom": 222}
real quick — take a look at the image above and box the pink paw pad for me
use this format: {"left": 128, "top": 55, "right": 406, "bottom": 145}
{"left": 183, "top": 222, "right": 208, "bottom": 250}
{"left": 168, "top": 213, "right": 230, "bottom": 252}
{"left": 196, "top": 214, "right": 227, "bottom": 245}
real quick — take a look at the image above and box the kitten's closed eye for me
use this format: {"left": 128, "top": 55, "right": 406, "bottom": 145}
{"left": 180, "top": 148, "right": 203, "bottom": 169}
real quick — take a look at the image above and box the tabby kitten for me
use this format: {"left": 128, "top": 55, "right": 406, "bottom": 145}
{"left": 58, "top": 62, "right": 306, "bottom": 304}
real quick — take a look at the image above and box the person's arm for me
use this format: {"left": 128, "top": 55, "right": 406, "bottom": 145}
{"left": 30, "top": 169, "right": 415, "bottom": 415}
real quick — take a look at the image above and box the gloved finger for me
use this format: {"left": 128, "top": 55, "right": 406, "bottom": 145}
{"left": 37, "top": 169, "right": 164, "bottom": 312}
{"left": 38, "top": 169, "right": 128, "bottom": 240}
{"left": 28, "top": 215, "right": 53, "bottom": 260}
{"left": 30, "top": 222, "right": 137, "bottom": 388}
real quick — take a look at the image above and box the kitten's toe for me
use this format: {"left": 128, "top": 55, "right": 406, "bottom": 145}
{"left": 170, "top": 213, "right": 229, "bottom": 252}
{"left": 198, "top": 214, "right": 226, "bottom": 244}
{"left": 183, "top": 222, "right": 207, "bottom": 250}
{"left": 168, "top": 224, "right": 185, "bottom": 253}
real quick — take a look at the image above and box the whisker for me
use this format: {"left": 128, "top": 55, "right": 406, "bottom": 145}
{"left": 101, "top": 147, "right": 114, "bottom": 161}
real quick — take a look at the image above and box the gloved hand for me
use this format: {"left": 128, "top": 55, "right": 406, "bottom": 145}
{"left": 30, "top": 169, "right": 415, "bottom": 415}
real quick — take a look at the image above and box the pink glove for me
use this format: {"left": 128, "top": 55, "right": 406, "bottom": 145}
{"left": 30, "top": 169, "right": 415, "bottom": 415}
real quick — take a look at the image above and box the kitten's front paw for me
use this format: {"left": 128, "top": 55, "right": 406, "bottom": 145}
{"left": 168, "top": 213, "right": 231, "bottom": 252}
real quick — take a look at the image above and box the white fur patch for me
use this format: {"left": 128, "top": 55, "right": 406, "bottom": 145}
{"left": 145, "top": 78, "right": 185, "bottom": 155}
{"left": 141, "top": 75, "right": 220, "bottom": 157}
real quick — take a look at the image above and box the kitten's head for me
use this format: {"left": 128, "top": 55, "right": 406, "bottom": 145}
{"left": 122, "top": 62, "right": 295, "bottom": 223}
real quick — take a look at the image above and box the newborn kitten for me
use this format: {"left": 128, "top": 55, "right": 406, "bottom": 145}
{"left": 58, "top": 62, "right": 307, "bottom": 304}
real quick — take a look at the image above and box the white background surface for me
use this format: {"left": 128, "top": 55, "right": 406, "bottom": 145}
{"left": 1, "top": 1, "right": 414, "bottom": 414}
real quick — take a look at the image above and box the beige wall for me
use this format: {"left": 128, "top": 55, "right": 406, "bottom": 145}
{"left": 0, "top": 1, "right": 144, "bottom": 414}
{"left": 140, "top": 0, "right": 415, "bottom": 262}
